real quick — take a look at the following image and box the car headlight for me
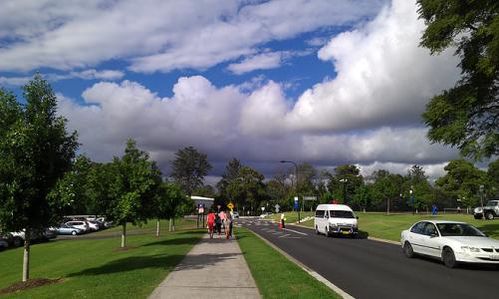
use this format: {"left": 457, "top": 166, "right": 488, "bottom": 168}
{"left": 330, "top": 223, "right": 337, "bottom": 227}
{"left": 461, "top": 246, "right": 480, "bottom": 253}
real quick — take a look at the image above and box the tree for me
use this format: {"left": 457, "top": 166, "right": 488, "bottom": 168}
{"left": 487, "top": 159, "right": 499, "bottom": 196}
{"left": 436, "top": 159, "right": 488, "bottom": 209}
{"left": 417, "top": 0, "right": 499, "bottom": 160}
{"left": 327, "top": 165, "right": 364, "bottom": 205}
{"left": 406, "top": 165, "right": 434, "bottom": 212}
{"left": 0, "top": 75, "right": 78, "bottom": 281}
{"left": 227, "top": 166, "right": 266, "bottom": 215}
{"left": 216, "top": 158, "right": 242, "bottom": 200}
{"left": 171, "top": 146, "right": 212, "bottom": 197}
{"left": 107, "top": 139, "right": 162, "bottom": 248}
{"left": 155, "top": 182, "right": 185, "bottom": 236}
{"left": 370, "top": 170, "right": 404, "bottom": 214}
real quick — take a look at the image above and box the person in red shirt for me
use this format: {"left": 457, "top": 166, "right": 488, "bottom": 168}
{"left": 206, "top": 209, "right": 216, "bottom": 239}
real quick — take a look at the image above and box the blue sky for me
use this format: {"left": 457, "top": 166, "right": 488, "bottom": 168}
{"left": 0, "top": 0, "right": 464, "bottom": 182}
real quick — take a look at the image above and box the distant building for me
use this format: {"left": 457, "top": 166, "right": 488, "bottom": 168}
{"left": 191, "top": 195, "right": 214, "bottom": 210}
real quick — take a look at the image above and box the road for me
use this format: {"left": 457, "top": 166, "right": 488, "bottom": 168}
{"left": 239, "top": 217, "right": 498, "bottom": 299}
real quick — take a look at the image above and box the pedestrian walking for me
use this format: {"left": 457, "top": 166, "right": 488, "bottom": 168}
{"left": 280, "top": 213, "right": 286, "bottom": 229}
{"left": 215, "top": 212, "right": 222, "bottom": 238}
{"left": 206, "top": 209, "right": 216, "bottom": 239}
{"left": 224, "top": 212, "right": 232, "bottom": 239}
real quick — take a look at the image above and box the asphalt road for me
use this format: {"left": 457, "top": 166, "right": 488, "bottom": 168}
{"left": 239, "top": 218, "right": 499, "bottom": 299}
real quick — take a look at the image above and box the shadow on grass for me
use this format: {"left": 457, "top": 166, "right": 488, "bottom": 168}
{"left": 143, "top": 236, "right": 201, "bottom": 247}
{"left": 68, "top": 254, "right": 185, "bottom": 276}
{"left": 68, "top": 250, "right": 242, "bottom": 277}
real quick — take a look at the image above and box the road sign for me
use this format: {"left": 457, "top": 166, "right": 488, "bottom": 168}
{"left": 303, "top": 196, "right": 317, "bottom": 201}
{"left": 275, "top": 204, "right": 280, "bottom": 213}
{"left": 293, "top": 197, "right": 299, "bottom": 210}
{"left": 227, "top": 202, "right": 234, "bottom": 210}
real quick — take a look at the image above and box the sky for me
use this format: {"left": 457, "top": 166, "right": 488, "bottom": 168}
{"left": 0, "top": 0, "right": 466, "bottom": 183}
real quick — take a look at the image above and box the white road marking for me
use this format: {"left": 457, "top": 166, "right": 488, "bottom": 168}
{"left": 283, "top": 228, "right": 308, "bottom": 236}
{"left": 278, "top": 234, "right": 291, "bottom": 238}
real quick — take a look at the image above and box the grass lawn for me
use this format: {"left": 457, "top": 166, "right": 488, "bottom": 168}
{"left": 0, "top": 219, "right": 203, "bottom": 298}
{"left": 271, "top": 212, "right": 499, "bottom": 242}
{"left": 237, "top": 227, "right": 340, "bottom": 299}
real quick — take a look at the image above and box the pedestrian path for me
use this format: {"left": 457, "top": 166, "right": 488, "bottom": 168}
{"left": 149, "top": 234, "right": 261, "bottom": 299}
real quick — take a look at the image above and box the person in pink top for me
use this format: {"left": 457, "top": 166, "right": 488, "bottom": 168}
{"left": 219, "top": 210, "right": 227, "bottom": 235}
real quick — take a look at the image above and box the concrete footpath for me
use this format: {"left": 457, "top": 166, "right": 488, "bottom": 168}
{"left": 149, "top": 234, "right": 261, "bottom": 299}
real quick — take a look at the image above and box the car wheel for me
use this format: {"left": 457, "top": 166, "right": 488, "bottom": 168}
{"left": 442, "top": 247, "right": 457, "bottom": 268}
{"left": 485, "top": 212, "right": 494, "bottom": 220}
{"left": 325, "top": 226, "right": 330, "bottom": 237}
{"left": 403, "top": 242, "right": 414, "bottom": 258}
{"left": 71, "top": 230, "right": 77, "bottom": 236}
{"left": 316, "top": 226, "right": 320, "bottom": 235}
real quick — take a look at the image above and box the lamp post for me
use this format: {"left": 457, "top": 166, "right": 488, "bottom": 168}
{"left": 339, "top": 178, "right": 348, "bottom": 204}
{"left": 280, "top": 160, "right": 300, "bottom": 223}
{"left": 480, "top": 185, "right": 485, "bottom": 220}
{"left": 410, "top": 186, "right": 414, "bottom": 215}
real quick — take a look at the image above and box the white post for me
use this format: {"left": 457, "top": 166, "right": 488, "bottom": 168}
{"left": 156, "top": 219, "right": 160, "bottom": 237}
{"left": 22, "top": 228, "right": 30, "bottom": 282}
{"left": 121, "top": 223, "right": 127, "bottom": 248}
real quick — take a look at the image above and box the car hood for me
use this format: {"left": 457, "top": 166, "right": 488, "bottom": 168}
{"left": 445, "top": 236, "right": 499, "bottom": 247}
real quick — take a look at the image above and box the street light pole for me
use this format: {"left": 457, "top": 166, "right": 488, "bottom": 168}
{"left": 410, "top": 186, "right": 414, "bottom": 215}
{"left": 280, "top": 160, "right": 300, "bottom": 223}
{"left": 480, "top": 185, "right": 485, "bottom": 220}
{"left": 339, "top": 178, "right": 348, "bottom": 204}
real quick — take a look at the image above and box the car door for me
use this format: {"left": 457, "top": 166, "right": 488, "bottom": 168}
{"left": 420, "top": 222, "right": 441, "bottom": 257}
{"left": 407, "top": 222, "right": 427, "bottom": 254}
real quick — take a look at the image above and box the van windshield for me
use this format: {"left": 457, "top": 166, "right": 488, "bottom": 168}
{"left": 329, "top": 210, "right": 355, "bottom": 218}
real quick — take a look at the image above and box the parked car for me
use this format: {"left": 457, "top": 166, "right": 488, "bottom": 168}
{"left": 473, "top": 199, "right": 499, "bottom": 220}
{"left": 55, "top": 224, "right": 84, "bottom": 235}
{"left": 401, "top": 220, "right": 499, "bottom": 268}
{"left": 8, "top": 228, "right": 56, "bottom": 246}
{"left": 65, "top": 221, "right": 89, "bottom": 232}
{"left": 87, "top": 220, "right": 101, "bottom": 231}
{"left": 232, "top": 211, "right": 239, "bottom": 218}
{"left": 0, "top": 237, "right": 8, "bottom": 251}
{"left": 314, "top": 204, "right": 358, "bottom": 237}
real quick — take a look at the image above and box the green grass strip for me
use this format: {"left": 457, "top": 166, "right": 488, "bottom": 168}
{"left": 237, "top": 227, "right": 340, "bottom": 299}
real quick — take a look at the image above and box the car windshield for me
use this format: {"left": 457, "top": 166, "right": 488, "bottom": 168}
{"left": 436, "top": 223, "right": 485, "bottom": 237}
{"left": 330, "top": 210, "right": 355, "bottom": 218}
{"left": 485, "top": 201, "right": 498, "bottom": 206}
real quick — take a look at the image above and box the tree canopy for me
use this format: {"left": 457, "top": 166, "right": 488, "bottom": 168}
{"left": 170, "top": 146, "right": 212, "bottom": 196}
{"left": 0, "top": 74, "right": 78, "bottom": 281}
{"left": 417, "top": 0, "right": 499, "bottom": 160}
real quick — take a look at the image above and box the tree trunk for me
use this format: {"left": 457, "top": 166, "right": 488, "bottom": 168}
{"left": 22, "top": 228, "right": 31, "bottom": 282}
{"left": 121, "top": 223, "right": 127, "bottom": 248}
{"left": 172, "top": 217, "right": 176, "bottom": 231}
{"left": 169, "top": 218, "right": 172, "bottom": 232}
{"left": 156, "top": 219, "right": 160, "bottom": 237}
{"left": 386, "top": 198, "right": 390, "bottom": 215}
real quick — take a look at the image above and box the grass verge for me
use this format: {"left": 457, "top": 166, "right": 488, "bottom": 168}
{"left": 0, "top": 219, "right": 203, "bottom": 298}
{"left": 237, "top": 227, "right": 340, "bottom": 299}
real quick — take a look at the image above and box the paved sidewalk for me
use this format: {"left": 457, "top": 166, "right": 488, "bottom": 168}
{"left": 149, "top": 234, "right": 261, "bottom": 299}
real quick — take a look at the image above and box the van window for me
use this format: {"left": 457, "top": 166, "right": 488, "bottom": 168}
{"left": 329, "top": 210, "right": 355, "bottom": 218}
{"left": 315, "top": 210, "right": 325, "bottom": 217}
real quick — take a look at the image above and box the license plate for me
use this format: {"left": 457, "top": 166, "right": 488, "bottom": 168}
{"left": 341, "top": 231, "right": 350, "bottom": 235}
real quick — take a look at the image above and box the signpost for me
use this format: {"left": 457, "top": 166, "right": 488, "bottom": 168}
{"left": 294, "top": 196, "right": 300, "bottom": 223}
{"left": 275, "top": 204, "right": 280, "bottom": 213}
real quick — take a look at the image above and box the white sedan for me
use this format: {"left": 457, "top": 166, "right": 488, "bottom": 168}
{"left": 401, "top": 220, "right": 499, "bottom": 268}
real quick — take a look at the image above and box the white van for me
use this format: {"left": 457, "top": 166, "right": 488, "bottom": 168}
{"left": 314, "top": 204, "right": 358, "bottom": 237}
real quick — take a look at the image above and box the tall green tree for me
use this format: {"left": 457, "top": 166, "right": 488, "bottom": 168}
{"left": 0, "top": 75, "right": 78, "bottom": 281}
{"left": 216, "top": 158, "right": 242, "bottom": 200}
{"left": 417, "top": 0, "right": 499, "bottom": 159}
{"left": 487, "top": 159, "right": 499, "bottom": 196}
{"left": 171, "top": 146, "right": 212, "bottom": 197}
{"left": 436, "top": 159, "right": 488, "bottom": 209}
{"left": 327, "top": 165, "right": 363, "bottom": 205}
{"left": 406, "top": 165, "right": 434, "bottom": 212}
{"left": 227, "top": 166, "right": 266, "bottom": 214}
{"left": 154, "top": 182, "right": 185, "bottom": 236}
{"left": 371, "top": 170, "right": 404, "bottom": 214}
{"left": 108, "top": 139, "right": 162, "bottom": 248}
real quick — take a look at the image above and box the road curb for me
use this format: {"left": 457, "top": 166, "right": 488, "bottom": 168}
{"left": 244, "top": 226, "right": 355, "bottom": 299}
